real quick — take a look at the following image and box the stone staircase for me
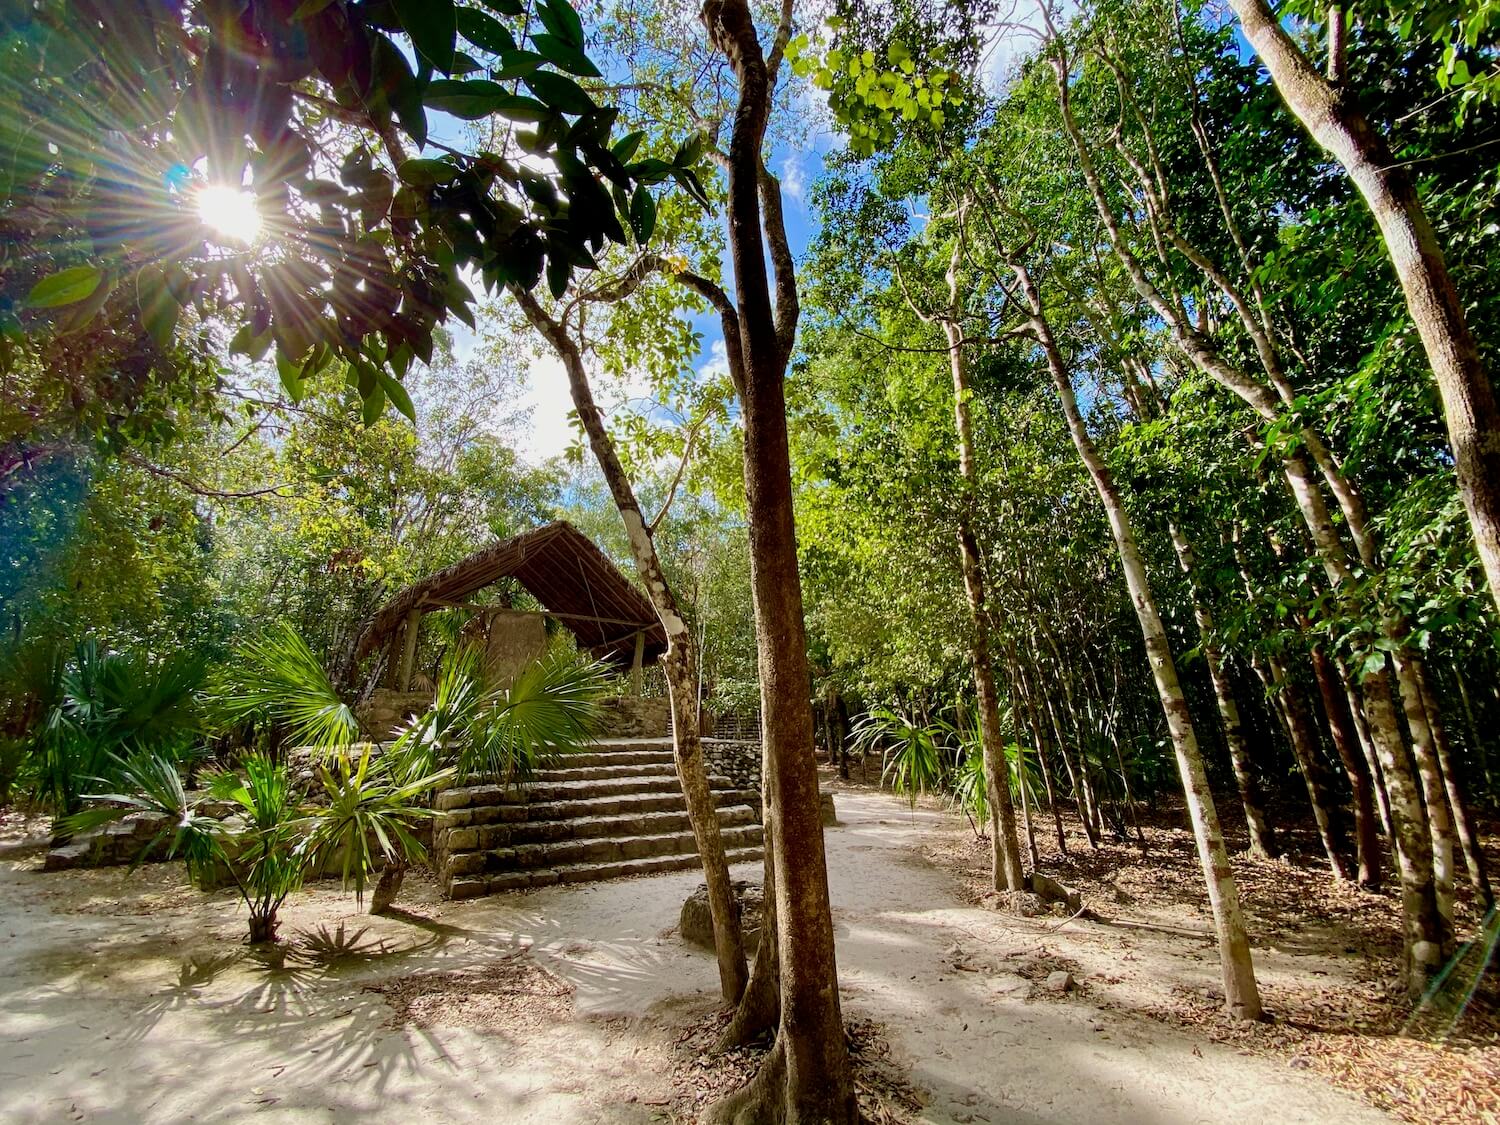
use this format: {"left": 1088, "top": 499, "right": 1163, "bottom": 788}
{"left": 433, "top": 737, "right": 763, "bottom": 898}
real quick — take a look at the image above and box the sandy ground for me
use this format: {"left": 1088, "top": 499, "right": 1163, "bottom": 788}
{"left": 0, "top": 788, "right": 1393, "bottom": 1124}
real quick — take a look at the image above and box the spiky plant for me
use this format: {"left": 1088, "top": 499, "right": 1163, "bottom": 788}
{"left": 851, "top": 705, "right": 946, "bottom": 807}
{"left": 304, "top": 744, "right": 452, "bottom": 910}
{"left": 67, "top": 750, "right": 307, "bottom": 944}
{"left": 36, "top": 640, "right": 209, "bottom": 821}
{"left": 217, "top": 624, "right": 359, "bottom": 751}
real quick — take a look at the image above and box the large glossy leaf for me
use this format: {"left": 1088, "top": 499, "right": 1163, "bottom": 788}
{"left": 536, "top": 0, "right": 585, "bottom": 49}
{"left": 524, "top": 70, "right": 594, "bottom": 114}
{"left": 27, "top": 266, "right": 104, "bottom": 308}
{"left": 456, "top": 8, "right": 515, "bottom": 55}
{"left": 531, "top": 32, "right": 601, "bottom": 78}
{"left": 392, "top": 0, "right": 456, "bottom": 73}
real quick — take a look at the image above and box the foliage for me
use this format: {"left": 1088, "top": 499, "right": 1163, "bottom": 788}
{"left": 67, "top": 750, "right": 307, "bottom": 943}
{"left": 33, "top": 640, "right": 210, "bottom": 819}
{"left": 397, "top": 644, "right": 606, "bottom": 786}
{"left": 217, "top": 623, "right": 360, "bottom": 751}
{"left": 851, "top": 705, "right": 947, "bottom": 807}
{"left": 305, "top": 743, "right": 452, "bottom": 904}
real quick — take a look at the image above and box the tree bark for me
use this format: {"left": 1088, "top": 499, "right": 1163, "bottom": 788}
{"left": 1228, "top": 0, "right": 1500, "bottom": 619}
{"left": 513, "top": 289, "right": 748, "bottom": 1006}
{"left": 1310, "top": 645, "right": 1381, "bottom": 887}
{"left": 1414, "top": 661, "right": 1492, "bottom": 909}
{"left": 945, "top": 313, "right": 1025, "bottom": 893}
{"left": 702, "top": 0, "right": 856, "bottom": 1118}
{"left": 1169, "top": 525, "right": 1277, "bottom": 860}
{"left": 1268, "top": 654, "right": 1350, "bottom": 881}
{"left": 1017, "top": 263, "right": 1261, "bottom": 1021}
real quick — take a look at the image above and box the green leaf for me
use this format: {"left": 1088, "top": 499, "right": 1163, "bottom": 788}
{"left": 276, "top": 350, "right": 306, "bottom": 403}
{"left": 673, "top": 131, "right": 705, "bottom": 168}
{"left": 523, "top": 70, "right": 594, "bottom": 114}
{"left": 27, "top": 266, "right": 104, "bottom": 308}
{"left": 397, "top": 157, "right": 459, "bottom": 186}
{"left": 482, "top": 0, "right": 525, "bottom": 13}
{"left": 424, "top": 78, "right": 506, "bottom": 119}
{"left": 489, "top": 49, "right": 547, "bottom": 80}
{"left": 292, "top": 0, "right": 338, "bottom": 17}
{"left": 531, "top": 33, "right": 602, "bottom": 78}
{"left": 629, "top": 184, "right": 656, "bottom": 243}
{"left": 362, "top": 383, "right": 387, "bottom": 425}
{"left": 376, "top": 368, "right": 416, "bottom": 422}
{"left": 393, "top": 0, "right": 456, "bottom": 74}
{"left": 535, "top": 0, "right": 585, "bottom": 49}
{"left": 611, "top": 129, "right": 645, "bottom": 163}
{"left": 457, "top": 8, "right": 516, "bottom": 55}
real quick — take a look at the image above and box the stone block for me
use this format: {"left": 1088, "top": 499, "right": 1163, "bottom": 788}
{"left": 819, "top": 790, "right": 838, "bottom": 827}
{"left": 680, "top": 880, "right": 762, "bottom": 953}
{"left": 1045, "top": 970, "right": 1075, "bottom": 993}
{"left": 448, "top": 877, "right": 487, "bottom": 900}
{"left": 435, "top": 789, "right": 472, "bottom": 812}
{"left": 43, "top": 841, "right": 92, "bottom": 871}
{"left": 444, "top": 827, "right": 478, "bottom": 851}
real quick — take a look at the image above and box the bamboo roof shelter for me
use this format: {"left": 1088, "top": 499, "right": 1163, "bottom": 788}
{"left": 354, "top": 521, "right": 667, "bottom": 691}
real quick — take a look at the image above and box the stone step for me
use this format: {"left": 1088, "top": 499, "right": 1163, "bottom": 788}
{"left": 448, "top": 845, "right": 765, "bottom": 898}
{"left": 470, "top": 822, "right": 765, "bottom": 874}
{"left": 438, "top": 787, "right": 761, "bottom": 830}
{"left": 548, "top": 748, "right": 677, "bottom": 769}
{"left": 436, "top": 773, "right": 741, "bottom": 811}
{"left": 464, "top": 803, "right": 758, "bottom": 852}
{"left": 532, "top": 761, "right": 679, "bottom": 783}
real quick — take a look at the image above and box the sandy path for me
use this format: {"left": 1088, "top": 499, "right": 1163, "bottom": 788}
{"left": 0, "top": 789, "right": 1389, "bottom": 1123}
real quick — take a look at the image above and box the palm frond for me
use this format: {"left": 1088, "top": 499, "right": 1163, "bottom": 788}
{"left": 217, "top": 624, "right": 359, "bottom": 751}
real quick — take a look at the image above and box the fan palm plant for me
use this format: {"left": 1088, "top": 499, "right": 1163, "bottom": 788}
{"left": 304, "top": 741, "right": 452, "bottom": 914}
{"left": 216, "top": 623, "right": 360, "bottom": 751}
{"left": 851, "top": 705, "right": 947, "bottom": 807}
{"left": 67, "top": 750, "right": 308, "bottom": 943}
{"left": 36, "top": 640, "right": 209, "bottom": 823}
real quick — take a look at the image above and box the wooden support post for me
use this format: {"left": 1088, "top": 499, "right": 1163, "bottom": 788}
{"left": 398, "top": 608, "right": 421, "bottom": 692}
{"left": 631, "top": 629, "right": 645, "bottom": 696}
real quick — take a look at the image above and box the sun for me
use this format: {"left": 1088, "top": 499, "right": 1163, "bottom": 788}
{"left": 197, "top": 184, "right": 262, "bottom": 245}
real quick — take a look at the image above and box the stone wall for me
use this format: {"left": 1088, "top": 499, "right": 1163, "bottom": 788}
{"left": 357, "top": 689, "right": 434, "bottom": 741}
{"left": 43, "top": 813, "right": 175, "bottom": 871}
{"left": 703, "top": 738, "right": 761, "bottom": 792}
{"left": 480, "top": 610, "right": 548, "bottom": 688}
{"left": 595, "top": 695, "right": 672, "bottom": 738}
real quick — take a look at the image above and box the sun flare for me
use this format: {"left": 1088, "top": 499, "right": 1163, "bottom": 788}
{"left": 197, "top": 185, "right": 262, "bottom": 245}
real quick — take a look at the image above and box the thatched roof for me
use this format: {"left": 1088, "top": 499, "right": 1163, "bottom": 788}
{"left": 353, "top": 521, "right": 667, "bottom": 667}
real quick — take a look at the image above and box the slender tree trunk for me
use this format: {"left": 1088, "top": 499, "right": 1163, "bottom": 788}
{"left": 1046, "top": 688, "right": 1099, "bottom": 849}
{"left": 1169, "top": 525, "right": 1277, "bottom": 859}
{"left": 1311, "top": 645, "right": 1381, "bottom": 887}
{"left": 704, "top": 1, "right": 855, "bottom": 1116}
{"left": 944, "top": 315, "right": 1025, "bottom": 893}
{"left": 1229, "top": 0, "right": 1500, "bottom": 618}
{"left": 1415, "top": 662, "right": 1492, "bottom": 909}
{"left": 1452, "top": 662, "right": 1493, "bottom": 797}
{"left": 1263, "top": 653, "right": 1349, "bottom": 881}
{"left": 1018, "top": 265, "right": 1261, "bottom": 1020}
{"left": 1344, "top": 669, "right": 1396, "bottom": 841}
{"left": 1014, "top": 650, "right": 1068, "bottom": 857}
{"left": 1392, "top": 651, "right": 1458, "bottom": 932}
{"left": 514, "top": 289, "right": 747, "bottom": 1006}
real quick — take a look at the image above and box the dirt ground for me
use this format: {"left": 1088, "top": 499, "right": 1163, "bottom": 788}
{"left": 0, "top": 779, "right": 1487, "bottom": 1124}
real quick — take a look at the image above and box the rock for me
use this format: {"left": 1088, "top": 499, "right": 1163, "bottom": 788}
{"left": 681, "top": 879, "right": 763, "bottom": 953}
{"left": 1030, "top": 871, "right": 1082, "bottom": 912}
{"left": 43, "top": 841, "right": 92, "bottom": 871}
{"left": 818, "top": 789, "right": 838, "bottom": 827}
{"left": 1045, "top": 970, "right": 1075, "bottom": 993}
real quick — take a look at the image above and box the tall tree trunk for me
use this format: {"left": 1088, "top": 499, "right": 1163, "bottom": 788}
{"left": 704, "top": 1, "right": 856, "bottom": 1117}
{"left": 1017, "top": 264, "right": 1261, "bottom": 1020}
{"left": 1052, "top": 31, "right": 1454, "bottom": 984}
{"left": 944, "top": 314, "right": 1025, "bottom": 893}
{"left": 1311, "top": 644, "right": 1381, "bottom": 887}
{"left": 514, "top": 289, "right": 748, "bottom": 1006}
{"left": 1415, "top": 662, "right": 1492, "bottom": 909}
{"left": 1169, "top": 525, "right": 1277, "bottom": 859}
{"left": 1014, "top": 649, "right": 1068, "bottom": 857}
{"left": 1228, "top": 0, "right": 1500, "bottom": 619}
{"left": 1045, "top": 688, "right": 1099, "bottom": 849}
{"left": 1267, "top": 653, "right": 1350, "bottom": 881}
{"left": 1392, "top": 651, "right": 1458, "bottom": 932}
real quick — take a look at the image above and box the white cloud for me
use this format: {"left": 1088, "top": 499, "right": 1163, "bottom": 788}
{"left": 780, "top": 152, "right": 808, "bottom": 204}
